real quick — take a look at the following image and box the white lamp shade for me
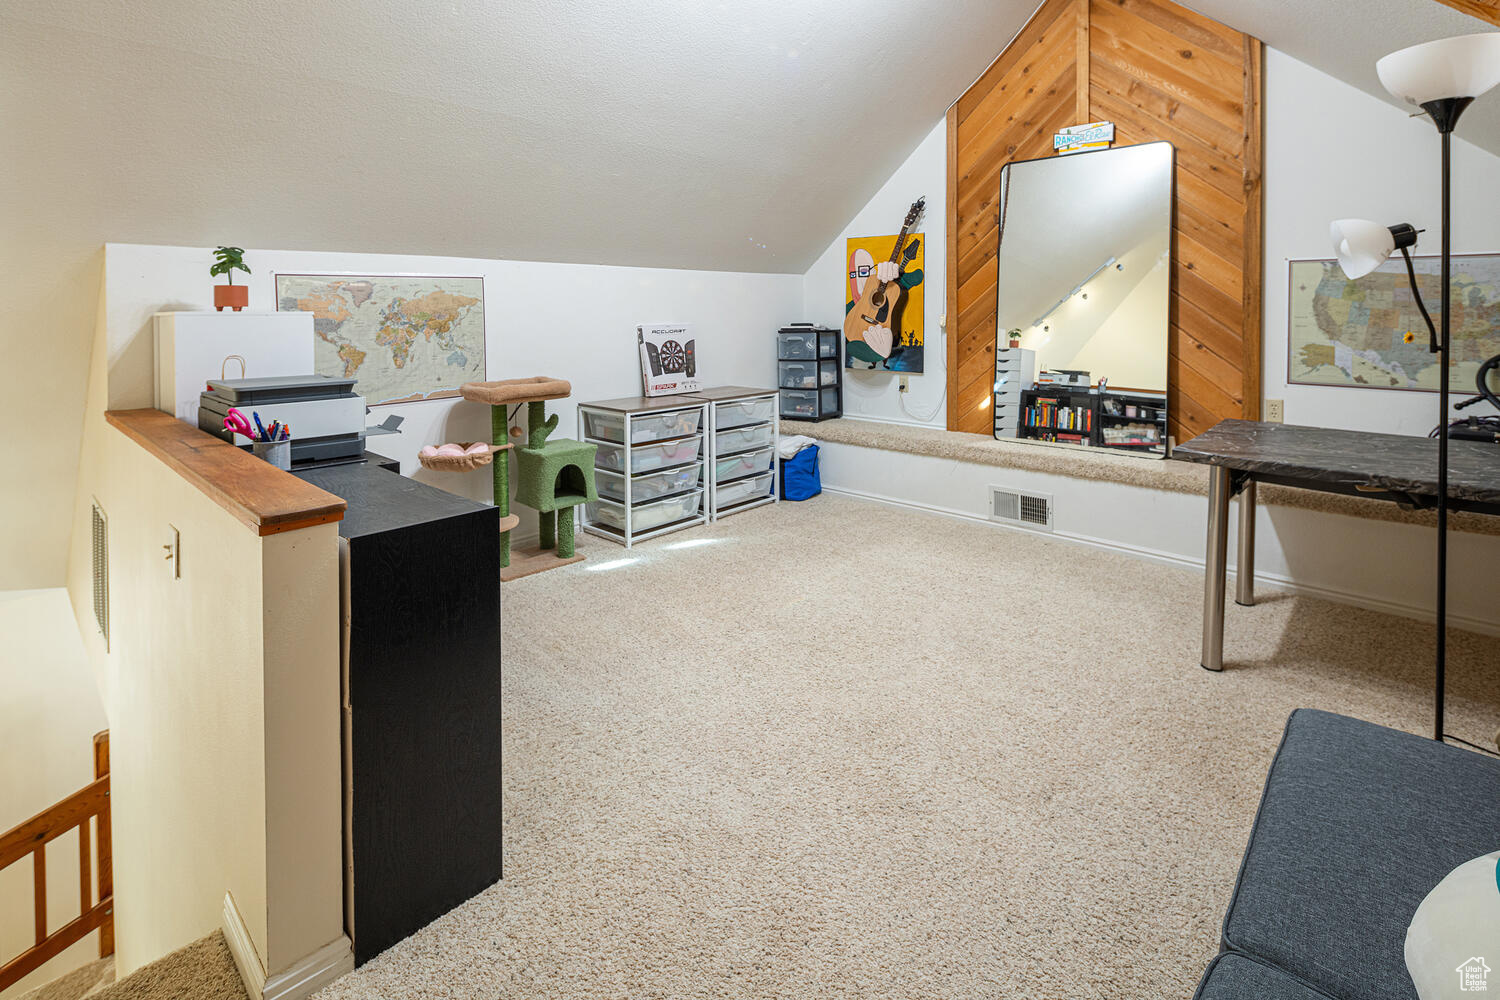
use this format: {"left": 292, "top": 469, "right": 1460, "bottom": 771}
{"left": 1377, "top": 32, "right": 1500, "bottom": 106}
{"left": 1330, "top": 219, "right": 1395, "bottom": 279}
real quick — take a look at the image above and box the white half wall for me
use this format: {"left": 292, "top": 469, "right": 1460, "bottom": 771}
{"left": 801, "top": 120, "right": 948, "bottom": 427}
{"left": 816, "top": 441, "right": 1500, "bottom": 635}
{"left": 1263, "top": 48, "right": 1500, "bottom": 435}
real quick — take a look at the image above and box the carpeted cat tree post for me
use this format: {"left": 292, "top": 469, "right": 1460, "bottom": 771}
{"left": 461, "top": 376, "right": 597, "bottom": 578}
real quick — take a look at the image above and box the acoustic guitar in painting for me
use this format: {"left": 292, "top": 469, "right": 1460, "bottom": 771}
{"left": 844, "top": 197, "right": 925, "bottom": 359}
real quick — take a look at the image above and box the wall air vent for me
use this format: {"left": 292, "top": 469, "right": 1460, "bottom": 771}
{"left": 91, "top": 498, "right": 109, "bottom": 649}
{"left": 988, "top": 486, "right": 1054, "bottom": 532}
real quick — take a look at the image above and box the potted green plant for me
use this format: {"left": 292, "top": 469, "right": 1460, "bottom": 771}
{"left": 1005, "top": 327, "right": 1023, "bottom": 349}
{"left": 211, "top": 246, "right": 251, "bottom": 312}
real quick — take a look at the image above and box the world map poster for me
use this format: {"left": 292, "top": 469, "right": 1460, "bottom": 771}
{"left": 1287, "top": 255, "right": 1500, "bottom": 392}
{"left": 275, "top": 273, "right": 486, "bottom": 404}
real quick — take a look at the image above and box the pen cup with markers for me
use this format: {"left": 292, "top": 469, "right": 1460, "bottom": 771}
{"left": 252, "top": 438, "right": 291, "bottom": 470}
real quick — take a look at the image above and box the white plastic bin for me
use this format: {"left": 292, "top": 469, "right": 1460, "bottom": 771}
{"left": 716, "top": 471, "right": 774, "bottom": 507}
{"left": 594, "top": 464, "right": 702, "bottom": 503}
{"left": 714, "top": 424, "right": 774, "bottom": 455}
{"left": 586, "top": 489, "right": 702, "bottom": 532}
{"left": 593, "top": 436, "right": 703, "bottom": 474}
{"left": 715, "top": 446, "right": 774, "bottom": 482}
{"left": 583, "top": 407, "right": 701, "bottom": 444}
{"left": 714, "top": 396, "right": 774, "bottom": 429}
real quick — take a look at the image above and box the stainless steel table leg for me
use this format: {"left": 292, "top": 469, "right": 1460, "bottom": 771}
{"left": 1235, "top": 480, "right": 1257, "bottom": 607}
{"left": 1202, "top": 465, "right": 1231, "bottom": 671}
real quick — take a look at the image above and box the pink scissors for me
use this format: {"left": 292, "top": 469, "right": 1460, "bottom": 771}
{"left": 223, "top": 407, "right": 255, "bottom": 441}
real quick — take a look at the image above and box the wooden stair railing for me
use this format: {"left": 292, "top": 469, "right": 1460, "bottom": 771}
{"left": 0, "top": 731, "right": 114, "bottom": 991}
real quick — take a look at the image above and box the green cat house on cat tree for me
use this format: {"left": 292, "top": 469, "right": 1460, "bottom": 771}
{"left": 460, "top": 376, "right": 597, "bottom": 579}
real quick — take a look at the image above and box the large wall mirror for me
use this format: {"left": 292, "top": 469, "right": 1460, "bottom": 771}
{"left": 992, "top": 141, "right": 1173, "bottom": 458}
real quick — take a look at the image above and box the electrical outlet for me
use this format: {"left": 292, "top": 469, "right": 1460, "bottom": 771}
{"left": 1264, "top": 399, "right": 1284, "bottom": 423}
{"left": 899, "top": 375, "right": 909, "bottom": 393}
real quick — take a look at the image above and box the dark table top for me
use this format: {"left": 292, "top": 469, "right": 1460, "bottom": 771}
{"left": 1175, "top": 419, "right": 1500, "bottom": 506}
{"left": 295, "top": 463, "right": 493, "bottom": 539}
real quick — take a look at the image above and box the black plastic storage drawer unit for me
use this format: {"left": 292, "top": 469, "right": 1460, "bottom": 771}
{"left": 777, "top": 324, "right": 841, "bottom": 422}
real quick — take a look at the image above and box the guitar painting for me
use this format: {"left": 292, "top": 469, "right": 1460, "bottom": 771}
{"left": 844, "top": 197, "right": 926, "bottom": 372}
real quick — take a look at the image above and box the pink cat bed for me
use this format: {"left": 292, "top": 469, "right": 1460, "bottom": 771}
{"left": 417, "top": 441, "right": 511, "bottom": 472}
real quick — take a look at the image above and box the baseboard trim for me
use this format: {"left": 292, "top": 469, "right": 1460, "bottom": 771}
{"left": 262, "top": 936, "right": 353, "bottom": 1000}
{"left": 221, "top": 893, "right": 353, "bottom": 1000}
{"left": 221, "top": 892, "right": 267, "bottom": 999}
{"left": 821, "top": 483, "right": 1500, "bottom": 636}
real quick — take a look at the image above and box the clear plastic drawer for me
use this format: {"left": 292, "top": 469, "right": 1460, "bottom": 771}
{"left": 593, "top": 435, "right": 703, "bottom": 474}
{"left": 583, "top": 407, "right": 701, "bottom": 444}
{"left": 715, "top": 446, "right": 774, "bottom": 482}
{"left": 819, "top": 359, "right": 839, "bottom": 386}
{"left": 586, "top": 489, "right": 702, "bottom": 532}
{"left": 779, "top": 360, "right": 817, "bottom": 389}
{"left": 777, "top": 330, "right": 816, "bottom": 360}
{"left": 715, "top": 423, "right": 774, "bottom": 455}
{"left": 594, "top": 464, "right": 702, "bottom": 504}
{"left": 714, "top": 396, "right": 774, "bottom": 429}
{"left": 780, "top": 389, "right": 816, "bottom": 418}
{"left": 716, "top": 471, "right": 774, "bottom": 507}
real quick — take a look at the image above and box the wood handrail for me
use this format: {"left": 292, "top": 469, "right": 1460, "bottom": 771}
{"left": 0, "top": 732, "right": 114, "bottom": 991}
{"left": 105, "top": 408, "right": 346, "bottom": 537}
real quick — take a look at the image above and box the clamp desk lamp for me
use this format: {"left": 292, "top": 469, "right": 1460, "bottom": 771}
{"left": 1329, "top": 31, "right": 1500, "bottom": 744}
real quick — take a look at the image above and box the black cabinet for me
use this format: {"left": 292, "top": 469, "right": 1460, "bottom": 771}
{"left": 295, "top": 463, "right": 503, "bottom": 966}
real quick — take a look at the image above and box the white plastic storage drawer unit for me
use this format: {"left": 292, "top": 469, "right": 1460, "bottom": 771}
{"left": 582, "top": 407, "right": 701, "bottom": 444}
{"left": 585, "top": 489, "right": 703, "bottom": 533}
{"left": 715, "top": 423, "right": 774, "bottom": 455}
{"left": 715, "top": 446, "right": 774, "bottom": 483}
{"left": 683, "top": 385, "right": 780, "bottom": 519}
{"left": 594, "top": 464, "right": 702, "bottom": 504}
{"left": 577, "top": 395, "right": 710, "bottom": 546}
{"left": 993, "top": 347, "right": 1037, "bottom": 439}
{"left": 714, "top": 396, "right": 775, "bottom": 429}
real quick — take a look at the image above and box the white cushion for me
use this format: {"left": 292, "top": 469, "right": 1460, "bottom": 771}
{"left": 1406, "top": 851, "right": 1500, "bottom": 998}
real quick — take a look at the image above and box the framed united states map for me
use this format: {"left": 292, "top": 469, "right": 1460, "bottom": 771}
{"left": 275, "top": 273, "right": 486, "bottom": 405}
{"left": 1287, "top": 254, "right": 1500, "bottom": 392}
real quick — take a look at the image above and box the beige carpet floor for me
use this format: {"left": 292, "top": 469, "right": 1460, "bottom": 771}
{"left": 315, "top": 494, "right": 1499, "bottom": 999}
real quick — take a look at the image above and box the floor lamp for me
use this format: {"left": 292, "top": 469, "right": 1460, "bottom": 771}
{"left": 1330, "top": 32, "right": 1500, "bottom": 742}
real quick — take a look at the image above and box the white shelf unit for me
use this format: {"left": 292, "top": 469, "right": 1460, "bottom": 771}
{"left": 993, "top": 346, "right": 1037, "bottom": 439}
{"left": 693, "top": 386, "right": 780, "bottom": 520}
{"left": 577, "top": 396, "right": 710, "bottom": 548}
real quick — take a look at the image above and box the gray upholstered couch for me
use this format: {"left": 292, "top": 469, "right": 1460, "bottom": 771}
{"left": 1193, "top": 709, "right": 1500, "bottom": 999}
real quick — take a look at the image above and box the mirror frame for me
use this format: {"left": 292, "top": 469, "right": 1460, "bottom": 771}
{"left": 990, "top": 140, "right": 1176, "bottom": 458}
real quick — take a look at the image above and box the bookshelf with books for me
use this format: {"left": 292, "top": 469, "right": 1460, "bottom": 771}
{"left": 1019, "top": 387, "right": 1096, "bottom": 446}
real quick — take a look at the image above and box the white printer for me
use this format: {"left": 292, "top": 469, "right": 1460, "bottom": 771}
{"left": 199, "top": 375, "right": 366, "bottom": 462}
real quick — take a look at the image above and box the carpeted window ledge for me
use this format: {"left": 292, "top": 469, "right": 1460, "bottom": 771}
{"left": 783, "top": 417, "right": 1500, "bottom": 537}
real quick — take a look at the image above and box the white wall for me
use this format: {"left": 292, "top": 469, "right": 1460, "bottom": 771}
{"left": 100, "top": 245, "right": 803, "bottom": 540}
{"left": 818, "top": 441, "right": 1500, "bottom": 634}
{"left": 801, "top": 120, "right": 949, "bottom": 427}
{"left": 1263, "top": 48, "right": 1500, "bottom": 435}
{"left": 0, "top": 589, "right": 109, "bottom": 995}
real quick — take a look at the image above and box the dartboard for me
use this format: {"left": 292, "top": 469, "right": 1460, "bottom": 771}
{"left": 659, "top": 339, "right": 687, "bottom": 374}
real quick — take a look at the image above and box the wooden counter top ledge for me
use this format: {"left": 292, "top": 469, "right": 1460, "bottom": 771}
{"left": 106, "top": 409, "right": 346, "bottom": 536}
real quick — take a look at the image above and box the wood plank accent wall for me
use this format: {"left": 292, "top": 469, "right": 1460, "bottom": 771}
{"left": 1432, "top": 0, "right": 1500, "bottom": 26}
{"left": 945, "top": 0, "right": 1264, "bottom": 442}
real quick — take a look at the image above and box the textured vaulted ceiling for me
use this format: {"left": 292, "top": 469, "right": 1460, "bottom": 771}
{"left": 1184, "top": 0, "right": 1500, "bottom": 158}
{"left": 1, "top": 0, "right": 1043, "bottom": 274}
{"left": 4, "top": 0, "right": 1494, "bottom": 277}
